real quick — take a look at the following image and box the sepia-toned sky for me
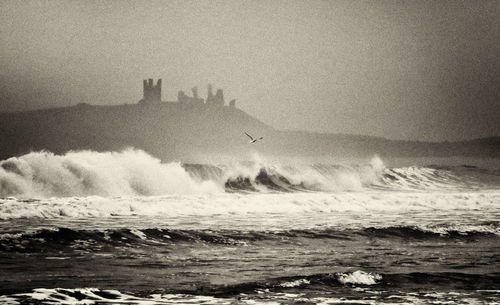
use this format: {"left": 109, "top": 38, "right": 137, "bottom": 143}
{"left": 1, "top": 0, "right": 499, "bottom": 141}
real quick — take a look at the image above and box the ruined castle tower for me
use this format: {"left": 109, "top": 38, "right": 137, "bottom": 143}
{"left": 177, "top": 86, "right": 204, "bottom": 105}
{"left": 206, "top": 84, "right": 224, "bottom": 106}
{"left": 141, "top": 78, "right": 162, "bottom": 104}
{"left": 206, "top": 84, "right": 215, "bottom": 105}
{"left": 215, "top": 89, "right": 224, "bottom": 106}
{"left": 177, "top": 90, "right": 187, "bottom": 103}
{"left": 192, "top": 87, "right": 199, "bottom": 99}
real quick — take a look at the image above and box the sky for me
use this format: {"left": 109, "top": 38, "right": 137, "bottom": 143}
{"left": 0, "top": 0, "right": 499, "bottom": 141}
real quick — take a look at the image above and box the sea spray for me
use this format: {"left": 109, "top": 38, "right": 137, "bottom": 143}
{"left": 1, "top": 192, "right": 499, "bottom": 220}
{"left": 0, "top": 149, "right": 493, "bottom": 198}
{"left": 218, "top": 153, "right": 388, "bottom": 192}
{"left": 0, "top": 149, "right": 221, "bottom": 198}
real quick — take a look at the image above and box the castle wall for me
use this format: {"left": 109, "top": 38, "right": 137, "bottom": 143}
{"left": 139, "top": 80, "right": 234, "bottom": 108}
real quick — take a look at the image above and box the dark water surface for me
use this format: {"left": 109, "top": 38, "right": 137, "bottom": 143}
{"left": 1, "top": 209, "right": 499, "bottom": 304}
{"left": 0, "top": 154, "right": 499, "bottom": 303}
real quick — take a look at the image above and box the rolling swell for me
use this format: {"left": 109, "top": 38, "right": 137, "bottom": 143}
{"left": 2, "top": 225, "right": 498, "bottom": 253}
{"left": 2, "top": 272, "right": 498, "bottom": 301}
{"left": 202, "top": 272, "right": 500, "bottom": 296}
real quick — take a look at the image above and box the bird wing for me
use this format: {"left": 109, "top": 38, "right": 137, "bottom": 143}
{"left": 244, "top": 132, "right": 254, "bottom": 140}
{"left": 259, "top": 137, "right": 264, "bottom": 140}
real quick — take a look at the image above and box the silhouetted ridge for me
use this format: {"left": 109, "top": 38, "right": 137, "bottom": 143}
{"left": 0, "top": 82, "right": 498, "bottom": 161}
{"left": 0, "top": 102, "right": 273, "bottom": 161}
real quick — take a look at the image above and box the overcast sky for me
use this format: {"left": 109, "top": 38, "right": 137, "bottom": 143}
{"left": 1, "top": 0, "right": 499, "bottom": 141}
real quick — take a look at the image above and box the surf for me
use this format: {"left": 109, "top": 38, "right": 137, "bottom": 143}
{"left": 0, "top": 149, "right": 497, "bottom": 199}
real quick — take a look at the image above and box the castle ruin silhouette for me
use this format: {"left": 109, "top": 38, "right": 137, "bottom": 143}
{"left": 140, "top": 79, "right": 162, "bottom": 104}
{"left": 139, "top": 78, "right": 235, "bottom": 108}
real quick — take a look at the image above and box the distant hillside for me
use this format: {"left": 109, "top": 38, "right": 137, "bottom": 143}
{"left": 0, "top": 103, "right": 498, "bottom": 161}
{"left": 0, "top": 103, "right": 272, "bottom": 161}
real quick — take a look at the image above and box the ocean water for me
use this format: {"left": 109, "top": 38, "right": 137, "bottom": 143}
{"left": 0, "top": 150, "right": 499, "bottom": 304}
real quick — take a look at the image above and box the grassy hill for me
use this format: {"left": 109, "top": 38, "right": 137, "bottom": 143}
{"left": 0, "top": 102, "right": 498, "bottom": 162}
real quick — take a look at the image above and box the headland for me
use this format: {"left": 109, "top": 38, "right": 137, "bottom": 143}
{"left": 0, "top": 79, "right": 498, "bottom": 162}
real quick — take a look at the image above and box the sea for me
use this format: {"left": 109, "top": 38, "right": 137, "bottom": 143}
{"left": 0, "top": 149, "right": 499, "bottom": 304}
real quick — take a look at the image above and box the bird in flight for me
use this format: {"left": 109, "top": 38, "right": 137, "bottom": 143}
{"left": 245, "top": 132, "right": 263, "bottom": 143}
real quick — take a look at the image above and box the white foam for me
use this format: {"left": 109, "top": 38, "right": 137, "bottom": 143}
{"left": 15, "top": 288, "right": 143, "bottom": 304}
{"left": 130, "top": 228, "right": 147, "bottom": 240}
{"left": 224, "top": 154, "right": 385, "bottom": 192}
{"left": 2, "top": 287, "right": 495, "bottom": 305}
{"left": 0, "top": 296, "right": 18, "bottom": 305}
{"left": 8, "top": 288, "right": 251, "bottom": 304}
{"left": 336, "top": 271, "right": 382, "bottom": 285}
{"left": 0, "top": 149, "right": 221, "bottom": 198}
{"left": 1, "top": 190, "right": 499, "bottom": 220}
{"left": 422, "top": 224, "right": 500, "bottom": 236}
{"left": 0, "top": 150, "right": 389, "bottom": 198}
{"left": 279, "top": 279, "right": 310, "bottom": 287}
{"left": 379, "top": 166, "right": 478, "bottom": 191}
{"left": 1, "top": 149, "right": 490, "bottom": 199}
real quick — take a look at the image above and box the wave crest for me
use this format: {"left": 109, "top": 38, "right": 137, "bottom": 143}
{"left": 0, "top": 149, "right": 221, "bottom": 198}
{"left": 0, "top": 149, "right": 496, "bottom": 198}
{"left": 336, "top": 271, "right": 382, "bottom": 285}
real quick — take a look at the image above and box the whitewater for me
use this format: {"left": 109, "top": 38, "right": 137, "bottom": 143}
{"left": 0, "top": 149, "right": 499, "bottom": 304}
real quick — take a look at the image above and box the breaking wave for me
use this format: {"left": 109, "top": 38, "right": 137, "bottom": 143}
{"left": 0, "top": 149, "right": 220, "bottom": 198}
{"left": 0, "top": 149, "right": 497, "bottom": 198}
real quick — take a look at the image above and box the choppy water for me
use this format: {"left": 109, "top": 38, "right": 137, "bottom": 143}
{"left": 0, "top": 150, "right": 499, "bottom": 304}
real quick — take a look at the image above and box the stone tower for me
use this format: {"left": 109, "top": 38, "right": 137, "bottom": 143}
{"left": 141, "top": 78, "right": 162, "bottom": 104}
{"left": 215, "top": 89, "right": 224, "bottom": 106}
{"left": 206, "top": 84, "right": 215, "bottom": 105}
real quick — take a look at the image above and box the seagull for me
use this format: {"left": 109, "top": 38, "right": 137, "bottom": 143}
{"left": 245, "top": 132, "right": 263, "bottom": 143}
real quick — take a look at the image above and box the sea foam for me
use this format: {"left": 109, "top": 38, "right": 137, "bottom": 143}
{"left": 336, "top": 271, "right": 382, "bottom": 285}
{"left": 0, "top": 149, "right": 221, "bottom": 198}
{"left": 1, "top": 149, "right": 490, "bottom": 199}
{"left": 0, "top": 191, "right": 499, "bottom": 220}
